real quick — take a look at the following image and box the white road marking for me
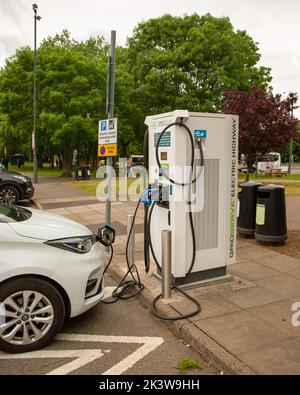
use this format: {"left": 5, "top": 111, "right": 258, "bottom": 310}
{"left": 56, "top": 333, "right": 163, "bottom": 344}
{"left": 0, "top": 333, "right": 164, "bottom": 375}
{"left": 0, "top": 349, "right": 107, "bottom": 376}
{"left": 47, "top": 355, "right": 103, "bottom": 375}
{"left": 0, "top": 349, "right": 107, "bottom": 359}
{"left": 102, "top": 337, "right": 164, "bottom": 375}
{"left": 56, "top": 333, "right": 165, "bottom": 375}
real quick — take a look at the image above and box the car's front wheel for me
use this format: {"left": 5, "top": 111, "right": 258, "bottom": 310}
{"left": 0, "top": 186, "right": 20, "bottom": 205}
{"left": 0, "top": 278, "right": 65, "bottom": 353}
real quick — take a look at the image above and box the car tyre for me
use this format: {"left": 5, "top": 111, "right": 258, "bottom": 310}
{"left": 0, "top": 185, "right": 20, "bottom": 205}
{"left": 0, "top": 278, "right": 65, "bottom": 353}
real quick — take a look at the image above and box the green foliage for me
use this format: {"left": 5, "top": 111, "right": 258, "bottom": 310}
{"left": 0, "top": 31, "right": 109, "bottom": 175}
{"left": 281, "top": 127, "right": 300, "bottom": 162}
{"left": 126, "top": 13, "right": 271, "bottom": 115}
{"left": 0, "top": 14, "right": 272, "bottom": 176}
{"left": 177, "top": 358, "right": 203, "bottom": 375}
{"left": 223, "top": 88, "right": 298, "bottom": 173}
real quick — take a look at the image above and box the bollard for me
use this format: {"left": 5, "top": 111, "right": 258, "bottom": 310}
{"left": 127, "top": 214, "right": 135, "bottom": 266}
{"left": 162, "top": 230, "right": 172, "bottom": 299}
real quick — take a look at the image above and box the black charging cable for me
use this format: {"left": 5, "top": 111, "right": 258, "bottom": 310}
{"left": 101, "top": 199, "right": 144, "bottom": 304}
{"left": 155, "top": 120, "right": 204, "bottom": 186}
{"left": 147, "top": 119, "right": 204, "bottom": 320}
{"left": 147, "top": 201, "right": 201, "bottom": 320}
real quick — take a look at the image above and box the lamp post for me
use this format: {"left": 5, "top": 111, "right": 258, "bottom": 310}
{"left": 288, "top": 103, "right": 294, "bottom": 175}
{"left": 32, "top": 4, "right": 41, "bottom": 184}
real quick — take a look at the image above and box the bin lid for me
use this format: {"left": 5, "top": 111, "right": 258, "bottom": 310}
{"left": 240, "top": 181, "right": 263, "bottom": 188}
{"left": 258, "top": 184, "right": 285, "bottom": 191}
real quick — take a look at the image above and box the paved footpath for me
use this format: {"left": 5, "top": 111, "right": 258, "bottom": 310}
{"left": 16, "top": 175, "right": 300, "bottom": 374}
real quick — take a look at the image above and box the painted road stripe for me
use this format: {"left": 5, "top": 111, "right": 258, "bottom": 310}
{"left": 102, "top": 337, "right": 164, "bottom": 375}
{"left": 0, "top": 333, "right": 164, "bottom": 375}
{"left": 47, "top": 353, "right": 105, "bottom": 376}
{"left": 56, "top": 333, "right": 164, "bottom": 344}
{"left": 57, "top": 333, "right": 164, "bottom": 376}
{"left": 0, "top": 349, "right": 107, "bottom": 359}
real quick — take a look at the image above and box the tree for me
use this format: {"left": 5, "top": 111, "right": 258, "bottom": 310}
{"left": 0, "top": 31, "right": 109, "bottom": 176}
{"left": 223, "top": 87, "right": 299, "bottom": 179}
{"left": 126, "top": 13, "right": 271, "bottom": 117}
{"left": 0, "top": 47, "right": 35, "bottom": 158}
{"left": 281, "top": 126, "right": 300, "bottom": 163}
{"left": 0, "top": 31, "right": 141, "bottom": 171}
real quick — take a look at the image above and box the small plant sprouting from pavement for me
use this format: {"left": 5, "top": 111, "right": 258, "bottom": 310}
{"left": 177, "top": 359, "right": 203, "bottom": 375}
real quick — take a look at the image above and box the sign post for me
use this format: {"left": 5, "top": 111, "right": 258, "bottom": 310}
{"left": 102, "top": 31, "right": 116, "bottom": 228}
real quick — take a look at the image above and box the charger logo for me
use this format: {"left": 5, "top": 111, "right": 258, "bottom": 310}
{"left": 229, "top": 118, "right": 238, "bottom": 259}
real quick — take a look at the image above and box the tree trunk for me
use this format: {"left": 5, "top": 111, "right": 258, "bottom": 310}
{"left": 58, "top": 152, "right": 63, "bottom": 168}
{"left": 245, "top": 170, "right": 250, "bottom": 182}
{"left": 122, "top": 141, "right": 127, "bottom": 157}
{"left": 50, "top": 144, "right": 55, "bottom": 169}
{"left": 62, "top": 140, "right": 72, "bottom": 178}
{"left": 37, "top": 156, "right": 44, "bottom": 169}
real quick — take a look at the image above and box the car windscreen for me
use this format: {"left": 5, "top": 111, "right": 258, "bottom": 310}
{"left": 0, "top": 204, "right": 32, "bottom": 223}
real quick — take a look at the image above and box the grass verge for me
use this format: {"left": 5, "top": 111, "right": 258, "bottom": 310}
{"left": 9, "top": 162, "right": 63, "bottom": 176}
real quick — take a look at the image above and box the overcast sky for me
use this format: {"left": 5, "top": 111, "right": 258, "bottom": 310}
{"left": 0, "top": 0, "right": 299, "bottom": 115}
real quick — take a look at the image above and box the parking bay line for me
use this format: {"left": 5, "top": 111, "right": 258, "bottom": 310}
{"left": 57, "top": 333, "right": 164, "bottom": 375}
{"left": 0, "top": 349, "right": 107, "bottom": 376}
{"left": 0, "top": 333, "right": 164, "bottom": 375}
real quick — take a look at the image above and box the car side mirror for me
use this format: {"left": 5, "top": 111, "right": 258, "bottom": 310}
{"left": 97, "top": 225, "right": 115, "bottom": 246}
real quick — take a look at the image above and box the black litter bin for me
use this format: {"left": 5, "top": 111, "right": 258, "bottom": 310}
{"left": 75, "top": 166, "right": 91, "bottom": 180}
{"left": 238, "top": 182, "right": 262, "bottom": 236}
{"left": 255, "top": 184, "right": 287, "bottom": 243}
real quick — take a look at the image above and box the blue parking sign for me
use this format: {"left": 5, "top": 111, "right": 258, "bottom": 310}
{"left": 101, "top": 121, "right": 107, "bottom": 131}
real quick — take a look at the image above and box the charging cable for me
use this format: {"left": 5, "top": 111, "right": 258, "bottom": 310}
{"left": 101, "top": 199, "right": 144, "bottom": 304}
{"left": 147, "top": 119, "right": 204, "bottom": 320}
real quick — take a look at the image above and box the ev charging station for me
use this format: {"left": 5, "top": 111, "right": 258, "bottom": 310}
{"left": 144, "top": 110, "right": 239, "bottom": 287}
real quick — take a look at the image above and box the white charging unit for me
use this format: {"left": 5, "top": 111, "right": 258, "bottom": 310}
{"left": 145, "top": 110, "right": 239, "bottom": 285}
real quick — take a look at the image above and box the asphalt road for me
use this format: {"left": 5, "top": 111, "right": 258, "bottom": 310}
{"left": 0, "top": 281, "right": 218, "bottom": 375}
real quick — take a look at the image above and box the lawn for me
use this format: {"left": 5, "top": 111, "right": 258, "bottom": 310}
{"left": 238, "top": 173, "right": 300, "bottom": 181}
{"left": 70, "top": 177, "right": 145, "bottom": 199}
{"left": 238, "top": 173, "right": 300, "bottom": 196}
{"left": 8, "top": 162, "right": 63, "bottom": 176}
{"left": 71, "top": 176, "right": 300, "bottom": 198}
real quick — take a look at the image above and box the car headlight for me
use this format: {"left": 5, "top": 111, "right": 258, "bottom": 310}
{"left": 14, "top": 175, "right": 27, "bottom": 183}
{"left": 45, "top": 236, "right": 96, "bottom": 254}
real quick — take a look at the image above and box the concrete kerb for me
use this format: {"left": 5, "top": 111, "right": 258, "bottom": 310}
{"left": 107, "top": 258, "right": 256, "bottom": 376}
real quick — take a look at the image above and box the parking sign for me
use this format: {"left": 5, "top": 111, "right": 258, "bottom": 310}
{"left": 98, "top": 118, "right": 117, "bottom": 144}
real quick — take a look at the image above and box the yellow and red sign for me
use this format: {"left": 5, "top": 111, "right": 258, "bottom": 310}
{"left": 98, "top": 144, "right": 117, "bottom": 157}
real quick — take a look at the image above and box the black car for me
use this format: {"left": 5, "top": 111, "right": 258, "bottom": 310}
{"left": 0, "top": 169, "right": 34, "bottom": 205}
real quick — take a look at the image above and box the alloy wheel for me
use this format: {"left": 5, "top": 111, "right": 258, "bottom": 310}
{"left": 0, "top": 188, "right": 17, "bottom": 205}
{"left": 0, "top": 290, "right": 54, "bottom": 346}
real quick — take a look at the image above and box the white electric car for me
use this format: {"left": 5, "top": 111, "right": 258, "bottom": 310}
{"left": 0, "top": 204, "right": 114, "bottom": 353}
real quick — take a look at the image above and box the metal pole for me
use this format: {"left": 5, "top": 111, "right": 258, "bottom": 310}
{"left": 288, "top": 138, "right": 293, "bottom": 175}
{"left": 33, "top": 5, "right": 39, "bottom": 184}
{"left": 106, "top": 30, "right": 116, "bottom": 227}
{"left": 127, "top": 214, "right": 135, "bottom": 266}
{"left": 288, "top": 104, "right": 294, "bottom": 175}
{"left": 161, "top": 230, "right": 172, "bottom": 299}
